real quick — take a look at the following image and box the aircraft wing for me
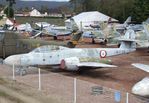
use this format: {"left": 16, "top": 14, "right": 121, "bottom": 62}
{"left": 77, "top": 62, "right": 117, "bottom": 68}
{"left": 135, "top": 40, "right": 149, "bottom": 48}
{"left": 132, "top": 63, "right": 149, "bottom": 73}
{"left": 44, "top": 27, "right": 72, "bottom": 36}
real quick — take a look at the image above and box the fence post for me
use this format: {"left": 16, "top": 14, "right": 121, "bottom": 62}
{"left": 13, "top": 64, "right": 15, "bottom": 80}
{"left": 126, "top": 92, "right": 129, "bottom": 103}
{"left": 38, "top": 68, "right": 41, "bottom": 91}
{"left": 74, "top": 78, "right": 77, "bottom": 103}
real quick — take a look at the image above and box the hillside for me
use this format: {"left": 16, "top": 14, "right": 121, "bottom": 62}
{"left": 0, "top": 0, "right": 69, "bottom": 9}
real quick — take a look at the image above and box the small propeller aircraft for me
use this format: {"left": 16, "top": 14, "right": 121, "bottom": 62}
{"left": 4, "top": 29, "right": 136, "bottom": 75}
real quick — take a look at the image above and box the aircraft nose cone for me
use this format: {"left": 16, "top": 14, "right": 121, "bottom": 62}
{"left": 132, "top": 84, "right": 142, "bottom": 95}
{"left": 4, "top": 55, "right": 21, "bottom": 66}
{"left": 132, "top": 77, "right": 149, "bottom": 97}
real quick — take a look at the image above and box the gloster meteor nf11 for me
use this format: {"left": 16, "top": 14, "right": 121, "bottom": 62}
{"left": 4, "top": 29, "right": 136, "bottom": 74}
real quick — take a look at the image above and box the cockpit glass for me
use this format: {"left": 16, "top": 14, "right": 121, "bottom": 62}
{"left": 31, "top": 45, "right": 69, "bottom": 53}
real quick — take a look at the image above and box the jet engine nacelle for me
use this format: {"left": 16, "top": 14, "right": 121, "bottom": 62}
{"left": 132, "top": 77, "right": 149, "bottom": 97}
{"left": 60, "top": 57, "right": 80, "bottom": 71}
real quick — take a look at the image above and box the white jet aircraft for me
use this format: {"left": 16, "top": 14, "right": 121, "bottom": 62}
{"left": 31, "top": 21, "right": 77, "bottom": 40}
{"left": 131, "top": 63, "right": 149, "bottom": 97}
{"left": 113, "top": 16, "right": 131, "bottom": 32}
{"left": 4, "top": 29, "right": 136, "bottom": 74}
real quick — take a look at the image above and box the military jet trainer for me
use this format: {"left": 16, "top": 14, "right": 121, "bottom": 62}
{"left": 4, "top": 29, "right": 136, "bottom": 74}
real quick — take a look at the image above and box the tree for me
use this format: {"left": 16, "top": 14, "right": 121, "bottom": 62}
{"left": 4, "top": 0, "right": 16, "bottom": 18}
{"left": 69, "top": 0, "right": 82, "bottom": 13}
{"left": 69, "top": 0, "right": 148, "bottom": 22}
{"left": 40, "top": 5, "right": 49, "bottom": 14}
{"left": 23, "top": 6, "right": 30, "bottom": 12}
{"left": 132, "top": 0, "right": 149, "bottom": 22}
{"left": 4, "top": 6, "right": 14, "bottom": 18}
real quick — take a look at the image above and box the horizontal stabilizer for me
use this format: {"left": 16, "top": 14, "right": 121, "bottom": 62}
{"left": 77, "top": 62, "right": 117, "bottom": 68}
{"left": 117, "top": 37, "right": 136, "bottom": 42}
{"left": 132, "top": 63, "right": 149, "bottom": 73}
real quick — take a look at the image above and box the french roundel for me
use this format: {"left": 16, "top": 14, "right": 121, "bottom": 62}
{"left": 100, "top": 50, "right": 107, "bottom": 58}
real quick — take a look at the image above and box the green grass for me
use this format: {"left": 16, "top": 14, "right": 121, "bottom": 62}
{"left": 16, "top": 16, "right": 65, "bottom": 26}
{"left": 0, "top": 91, "right": 24, "bottom": 103}
{"left": 0, "top": 78, "right": 7, "bottom": 84}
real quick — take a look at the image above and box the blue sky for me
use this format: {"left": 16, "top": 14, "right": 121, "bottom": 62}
{"left": 20, "top": 0, "right": 70, "bottom": 1}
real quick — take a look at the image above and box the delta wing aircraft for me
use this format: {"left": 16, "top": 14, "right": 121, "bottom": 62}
{"left": 131, "top": 63, "right": 149, "bottom": 97}
{"left": 4, "top": 29, "right": 136, "bottom": 75}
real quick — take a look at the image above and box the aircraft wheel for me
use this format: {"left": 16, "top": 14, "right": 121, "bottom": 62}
{"left": 67, "top": 42, "right": 75, "bottom": 48}
{"left": 118, "top": 43, "right": 121, "bottom": 48}
{"left": 100, "top": 39, "right": 107, "bottom": 45}
{"left": 104, "top": 39, "right": 107, "bottom": 44}
{"left": 53, "top": 36, "right": 57, "bottom": 40}
{"left": 92, "top": 38, "right": 95, "bottom": 44}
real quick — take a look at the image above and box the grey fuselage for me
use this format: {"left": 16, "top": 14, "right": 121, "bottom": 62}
{"left": 19, "top": 47, "right": 135, "bottom": 66}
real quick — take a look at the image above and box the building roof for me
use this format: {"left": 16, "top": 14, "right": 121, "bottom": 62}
{"left": 65, "top": 11, "right": 118, "bottom": 29}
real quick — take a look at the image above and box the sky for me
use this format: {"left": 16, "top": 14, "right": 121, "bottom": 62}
{"left": 20, "top": 0, "right": 70, "bottom": 2}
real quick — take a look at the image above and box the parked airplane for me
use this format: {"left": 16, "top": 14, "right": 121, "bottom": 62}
{"left": 114, "top": 16, "right": 131, "bottom": 31}
{"left": 131, "top": 63, "right": 149, "bottom": 97}
{"left": 0, "top": 30, "right": 69, "bottom": 58}
{"left": 16, "top": 23, "right": 33, "bottom": 32}
{"left": 80, "top": 16, "right": 132, "bottom": 45}
{"left": 0, "top": 28, "right": 83, "bottom": 59}
{"left": 4, "top": 29, "right": 136, "bottom": 75}
{"left": 31, "top": 21, "right": 76, "bottom": 40}
{"left": 135, "top": 22, "right": 149, "bottom": 48}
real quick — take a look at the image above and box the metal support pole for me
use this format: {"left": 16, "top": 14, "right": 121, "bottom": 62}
{"left": 12, "top": 64, "right": 15, "bottom": 80}
{"left": 74, "top": 78, "right": 76, "bottom": 103}
{"left": 38, "top": 68, "right": 41, "bottom": 91}
{"left": 126, "top": 92, "right": 129, "bottom": 103}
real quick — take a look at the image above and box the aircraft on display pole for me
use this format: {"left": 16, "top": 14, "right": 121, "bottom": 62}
{"left": 131, "top": 63, "right": 149, "bottom": 97}
{"left": 4, "top": 29, "right": 136, "bottom": 75}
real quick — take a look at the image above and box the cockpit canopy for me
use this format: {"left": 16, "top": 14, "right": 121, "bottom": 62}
{"left": 31, "top": 45, "right": 69, "bottom": 53}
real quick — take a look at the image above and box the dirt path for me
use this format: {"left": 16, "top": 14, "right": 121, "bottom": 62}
{"left": 0, "top": 84, "right": 44, "bottom": 103}
{"left": 0, "top": 78, "right": 61, "bottom": 103}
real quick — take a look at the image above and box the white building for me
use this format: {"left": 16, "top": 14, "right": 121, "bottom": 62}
{"left": 30, "top": 9, "right": 41, "bottom": 17}
{"left": 65, "top": 11, "right": 118, "bottom": 30}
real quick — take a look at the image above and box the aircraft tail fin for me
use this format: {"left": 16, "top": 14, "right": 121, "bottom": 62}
{"left": 143, "top": 22, "right": 149, "bottom": 37}
{"left": 118, "top": 29, "right": 136, "bottom": 49}
{"left": 69, "top": 18, "right": 79, "bottom": 32}
{"left": 124, "top": 16, "right": 131, "bottom": 27}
